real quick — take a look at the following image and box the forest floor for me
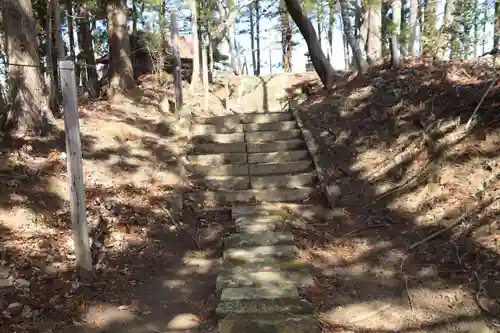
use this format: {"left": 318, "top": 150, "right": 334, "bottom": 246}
{"left": 290, "top": 57, "right": 500, "bottom": 332}
{"left": 0, "top": 59, "right": 499, "bottom": 333}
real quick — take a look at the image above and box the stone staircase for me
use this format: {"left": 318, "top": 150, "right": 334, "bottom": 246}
{"left": 184, "top": 111, "right": 320, "bottom": 333}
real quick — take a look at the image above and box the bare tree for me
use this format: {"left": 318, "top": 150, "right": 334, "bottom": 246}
{"left": 339, "top": 0, "right": 368, "bottom": 73}
{"left": 2, "top": 0, "right": 55, "bottom": 135}
{"left": 285, "top": 0, "right": 335, "bottom": 88}
{"left": 107, "top": 0, "right": 136, "bottom": 98}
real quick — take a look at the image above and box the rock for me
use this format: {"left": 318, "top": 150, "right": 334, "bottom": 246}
{"left": 15, "top": 278, "right": 30, "bottom": 289}
{"left": 6, "top": 302, "right": 23, "bottom": 315}
{"left": 325, "top": 183, "right": 341, "bottom": 207}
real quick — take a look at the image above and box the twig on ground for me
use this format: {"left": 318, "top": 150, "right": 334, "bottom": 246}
{"left": 465, "top": 79, "right": 497, "bottom": 131}
{"left": 474, "top": 271, "right": 500, "bottom": 319}
{"left": 342, "top": 223, "right": 388, "bottom": 237}
{"left": 404, "top": 275, "right": 414, "bottom": 311}
{"left": 408, "top": 211, "right": 470, "bottom": 251}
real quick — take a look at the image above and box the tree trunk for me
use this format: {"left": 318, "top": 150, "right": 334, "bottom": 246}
{"left": 78, "top": 5, "right": 99, "bottom": 97}
{"left": 285, "top": 0, "right": 335, "bottom": 88}
{"left": 189, "top": 0, "right": 201, "bottom": 90}
{"left": 158, "top": 0, "right": 166, "bottom": 74}
{"left": 409, "top": 0, "right": 418, "bottom": 56}
{"left": 342, "top": 20, "right": 350, "bottom": 70}
{"left": 339, "top": 0, "right": 368, "bottom": 73}
{"left": 281, "top": 0, "right": 293, "bottom": 72}
{"left": 249, "top": 4, "right": 256, "bottom": 74}
{"left": 495, "top": 1, "right": 500, "bottom": 47}
{"left": 208, "top": 33, "right": 214, "bottom": 82}
{"left": 328, "top": 0, "right": 334, "bottom": 62}
{"left": 422, "top": 0, "right": 437, "bottom": 57}
{"left": 255, "top": 0, "right": 261, "bottom": 75}
{"left": 437, "top": 0, "right": 455, "bottom": 59}
{"left": 391, "top": 0, "right": 402, "bottom": 66}
{"left": 317, "top": 2, "right": 322, "bottom": 43}
{"left": 363, "top": 0, "right": 382, "bottom": 64}
{"left": 54, "top": 0, "right": 65, "bottom": 58}
{"left": 2, "top": 0, "right": 54, "bottom": 135}
{"left": 46, "top": 0, "right": 58, "bottom": 114}
{"left": 67, "top": 0, "right": 75, "bottom": 60}
{"left": 107, "top": 0, "right": 136, "bottom": 98}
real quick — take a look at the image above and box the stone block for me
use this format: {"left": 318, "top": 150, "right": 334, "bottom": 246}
{"left": 246, "top": 140, "right": 305, "bottom": 153}
{"left": 244, "top": 130, "right": 302, "bottom": 142}
{"left": 247, "top": 150, "right": 309, "bottom": 164}
{"left": 218, "top": 314, "right": 319, "bottom": 333}
{"left": 216, "top": 266, "right": 314, "bottom": 289}
{"left": 223, "top": 245, "right": 299, "bottom": 264}
{"left": 225, "top": 231, "right": 294, "bottom": 248}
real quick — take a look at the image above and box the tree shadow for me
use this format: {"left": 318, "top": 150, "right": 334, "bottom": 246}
{"left": 281, "top": 61, "right": 500, "bottom": 332}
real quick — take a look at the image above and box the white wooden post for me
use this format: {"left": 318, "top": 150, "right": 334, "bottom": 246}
{"left": 59, "top": 60, "right": 92, "bottom": 282}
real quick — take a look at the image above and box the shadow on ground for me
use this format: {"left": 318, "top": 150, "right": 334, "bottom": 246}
{"left": 281, "top": 59, "right": 500, "bottom": 332}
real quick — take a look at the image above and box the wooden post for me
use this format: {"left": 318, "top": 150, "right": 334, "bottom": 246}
{"left": 170, "top": 10, "right": 183, "bottom": 111}
{"left": 202, "top": 38, "right": 209, "bottom": 111}
{"left": 59, "top": 60, "right": 92, "bottom": 282}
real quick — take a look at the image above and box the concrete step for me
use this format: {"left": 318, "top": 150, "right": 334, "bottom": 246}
{"left": 193, "top": 112, "right": 293, "bottom": 126}
{"left": 191, "top": 123, "right": 244, "bottom": 135}
{"left": 218, "top": 314, "right": 319, "bottom": 333}
{"left": 251, "top": 172, "right": 317, "bottom": 189}
{"left": 243, "top": 121, "right": 298, "bottom": 132}
{"left": 192, "top": 132, "right": 244, "bottom": 144}
{"left": 240, "top": 112, "right": 294, "bottom": 124}
{"left": 184, "top": 187, "right": 316, "bottom": 206}
{"left": 234, "top": 215, "right": 287, "bottom": 233}
{"left": 186, "top": 153, "right": 247, "bottom": 165}
{"left": 224, "top": 245, "right": 299, "bottom": 265}
{"left": 246, "top": 139, "right": 306, "bottom": 153}
{"left": 225, "top": 231, "right": 295, "bottom": 248}
{"left": 245, "top": 130, "right": 302, "bottom": 142}
{"left": 247, "top": 150, "right": 310, "bottom": 164}
{"left": 216, "top": 286, "right": 312, "bottom": 316}
{"left": 190, "top": 176, "right": 250, "bottom": 191}
{"left": 193, "top": 114, "right": 241, "bottom": 126}
{"left": 186, "top": 163, "right": 249, "bottom": 177}
{"left": 232, "top": 205, "right": 287, "bottom": 219}
{"left": 216, "top": 265, "right": 314, "bottom": 289}
{"left": 249, "top": 160, "right": 313, "bottom": 176}
{"left": 189, "top": 142, "right": 246, "bottom": 154}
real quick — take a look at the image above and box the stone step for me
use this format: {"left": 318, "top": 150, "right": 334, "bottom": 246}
{"left": 190, "top": 176, "right": 250, "bottom": 191}
{"left": 240, "top": 112, "right": 294, "bottom": 124}
{"left": 247, "top": 150, "right": 310, "bottom": 164}
{"left": 186, "top": 163, "right": 249, "bottom": 177}
{"left": 234, "top": 215, "right": 287, "bottom": 233}
{"left": 232, "top": 205, "right": 287, "bottom": 219}
{"left": 189, "top": 142, "right": 246, "bottom": 154}
{"left": 246, "top": 139, "right": 306, "bottom": 153}
{"left": 192, "top": 132, "right": 244, "bottom": 144}
{"left": 216, "top": 286, "right": 312, "bottom": 316}
{"left": 225, "top": 231, "right": 295, "bottom": 248}
{"left": 186, "top": 153, "right": 247, "bottom": 165}
{"left": 224, "top": 245, "right": 299, "bottom": 264}
{"left": 251, "top": 172, "right": 317, "bottom": 189}
{"left": 191, "top": 123, "right": 244, "bottom": 135}
{"left": 216, "top": 266, "right": 314, "bottom": 289}
{"left": 249, "top": 160, "right": 313, "bottom": 176}
{"left": 193, "top": 112, "right": 293, "bottom": 126}
{"left": 218, "top": 314, "right": 319, "bottom": 333}
{"left": 243, "top": 121, "right": 298, "bottom": 132}
{"left": 193, "top": 114, "right": 241, "bottom": 126}
{"left": 185, "top": 187, "right": 316, "bottom": 206}
{"left": 244, "top": 130, "right": 302, "bottom": 142}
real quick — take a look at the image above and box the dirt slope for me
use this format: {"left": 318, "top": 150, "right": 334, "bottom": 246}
{"left": 290, "top": 57, "right": 500, "bottom": 332}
